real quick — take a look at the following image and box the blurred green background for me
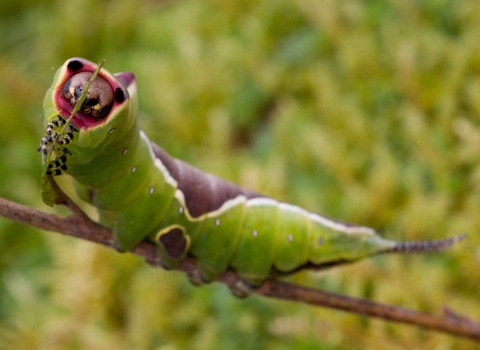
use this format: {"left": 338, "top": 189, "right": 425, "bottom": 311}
{"left": 0, "top": 0, "right": 479, "bottom": 349}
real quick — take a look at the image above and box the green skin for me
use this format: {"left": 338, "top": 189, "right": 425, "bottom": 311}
{"left": 41, "top": 58, "right": 463, "bottom": 293}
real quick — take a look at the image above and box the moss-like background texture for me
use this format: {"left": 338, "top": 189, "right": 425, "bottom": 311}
{"left": 0, "top": 0, "right": 479, "bottom": 349}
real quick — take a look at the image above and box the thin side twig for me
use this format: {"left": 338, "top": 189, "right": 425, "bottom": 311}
{"left": 1, "top": 191, "right": 479, "bottom": 342}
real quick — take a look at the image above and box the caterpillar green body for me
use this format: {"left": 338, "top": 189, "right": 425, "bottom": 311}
{"left": 40, "top": 58, "right": 464, "bottom": 295}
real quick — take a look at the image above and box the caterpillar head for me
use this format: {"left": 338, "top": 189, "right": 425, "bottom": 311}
{"left": 43, "top": 57, "right": 138, "bottom": 148}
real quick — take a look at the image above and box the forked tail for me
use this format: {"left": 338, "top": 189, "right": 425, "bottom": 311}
{"left": 382, "top": 233, "right": 468, "bottom": 254}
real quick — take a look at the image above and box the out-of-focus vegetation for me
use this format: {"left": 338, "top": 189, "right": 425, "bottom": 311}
{"left": 0, "top": 0, "right": 479, "bottom": 348}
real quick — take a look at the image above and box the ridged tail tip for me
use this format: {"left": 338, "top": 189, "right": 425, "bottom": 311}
{"left": 382, "top": 233, "right": 468, "bottom": 254}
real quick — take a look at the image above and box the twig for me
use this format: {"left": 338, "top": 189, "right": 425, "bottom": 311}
{"left": 0, "top": 191, "right": 479, "bottom": 341}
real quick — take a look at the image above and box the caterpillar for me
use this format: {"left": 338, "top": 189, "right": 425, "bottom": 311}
{"left": 40, "top": 58, "right": 466, "bottom": 296}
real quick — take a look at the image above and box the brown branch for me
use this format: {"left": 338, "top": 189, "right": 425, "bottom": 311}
{"left": 1, "top": 191, "right": 480, "bottom": 342}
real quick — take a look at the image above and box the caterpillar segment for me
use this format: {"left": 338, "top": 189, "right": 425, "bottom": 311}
{"left": 41, "top": 58, "right": 466, "bottom": 297}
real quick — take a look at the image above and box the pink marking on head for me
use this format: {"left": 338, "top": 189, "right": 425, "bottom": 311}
{"left": 54, "top": 58, "right": 129, "bottom": 129}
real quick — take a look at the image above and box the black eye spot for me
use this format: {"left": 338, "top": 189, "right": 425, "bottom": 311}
{"left": 114, "top": 88, "right": 125, "bottom": 103}
{"left": 67, "top": 60, "right": 83, "bottom": 71}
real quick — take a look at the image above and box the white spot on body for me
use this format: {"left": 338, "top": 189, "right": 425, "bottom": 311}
{"left": 123, "top": 148, "right": 128, "bottom": 155}
{"left": 108, "top": 128, "right": 116, "bottom": 134}
{"left": 131, "top": 166, "right": 137, "bottom": 173}
{"left": 215, "top": 218, "right": 220, "bottom": 226}
{"left": 149, "top": 187, "right": 154, "bottom": 195}
{"left": 287, "top": 233, "right": 294, "bottom": 243}
{"left": 179, "top": 206, "right": 184, "bottom": 214}
{"left": 252, "top": 229, "right": 258, "bottom": 238}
